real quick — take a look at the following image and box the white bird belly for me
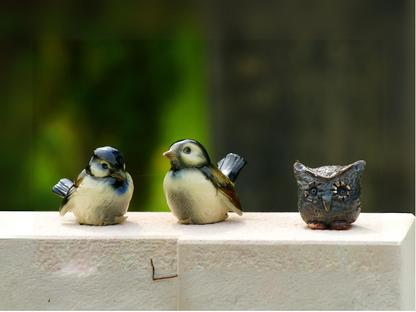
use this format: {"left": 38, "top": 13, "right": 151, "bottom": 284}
{"left": 66, "top": 174, "right": 134, "bottom": 225}
{"left": 163, "top": 169, "right": 231, "bottom": 224}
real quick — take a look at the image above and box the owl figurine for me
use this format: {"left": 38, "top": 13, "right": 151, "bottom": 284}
{"left": 293, "top": 160, "right": 365, "bottom": 230}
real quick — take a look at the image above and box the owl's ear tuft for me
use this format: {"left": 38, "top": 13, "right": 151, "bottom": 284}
{"left": 353, "top": 160, "right": 366, "bottom": 172}
{"left": 293, "top": 161, "right": 305, "bottom": 172}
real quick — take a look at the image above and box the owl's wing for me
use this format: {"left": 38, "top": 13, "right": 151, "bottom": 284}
{"left": 199, "top": 165, "right": 243, "bottom": 215}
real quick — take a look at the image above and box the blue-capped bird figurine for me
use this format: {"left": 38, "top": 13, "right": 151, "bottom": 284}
{"left": 163, "top": 139, "right": 247, "bottom": 224}
{"left": 52, "top": 146, "right": 134, "bottom": 225}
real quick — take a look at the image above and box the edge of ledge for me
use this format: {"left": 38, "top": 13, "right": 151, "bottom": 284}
{"left": 0, "top": 212, "right": 414, "bottom": 246}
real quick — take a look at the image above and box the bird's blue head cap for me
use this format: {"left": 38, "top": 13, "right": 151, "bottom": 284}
{"left": 92, "top": 146, "right": 125, "bottom": 168}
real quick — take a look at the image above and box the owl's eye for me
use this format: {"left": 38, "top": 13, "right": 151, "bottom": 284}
{"left": 310, "top": 188, "right": 318, "bottom": 196}
{"left": 183, "top": 147, "right": 191, "bottom": 154}
{"left": 338, "top": 188, "right": 347, "bottom": 196}
{"left": 305, "top": 181, "right": 321, "bottom": 202}
{"left": 333, "top": 181, "right": 351, "bottom": 201}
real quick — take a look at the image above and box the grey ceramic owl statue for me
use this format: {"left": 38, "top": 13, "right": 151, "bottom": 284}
{"left": 293, "top": 160, "right": 365, "bottom": 230}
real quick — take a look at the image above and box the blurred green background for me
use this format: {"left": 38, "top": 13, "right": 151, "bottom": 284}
{"left": 32, "top": 38, "right": 209, "bottom": 212}
{"left": 1, "top": 0, "right": 414, "bottom": 214}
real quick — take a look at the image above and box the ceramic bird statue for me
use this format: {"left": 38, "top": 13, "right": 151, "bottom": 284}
{"left": 163, "top": 139, "right": 247, "bottom": 224}
{"left": 52, "top": 146, "right": 134, "bottom": 225}
{"left": 293, "top": 160, "right": 365, "bottom": 230}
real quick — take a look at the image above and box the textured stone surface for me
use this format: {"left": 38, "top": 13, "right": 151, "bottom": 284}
{"left": 0, "top": 212, "right": 414, "bottom": 310}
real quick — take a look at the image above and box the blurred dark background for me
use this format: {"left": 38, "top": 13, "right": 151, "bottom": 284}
{"left": 1, "top": 0, "right": 414, "bottom": 214}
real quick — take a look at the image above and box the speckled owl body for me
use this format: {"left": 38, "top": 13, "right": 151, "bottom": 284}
{"left": 293, "top": 160, "right": 365, "bottom": 230}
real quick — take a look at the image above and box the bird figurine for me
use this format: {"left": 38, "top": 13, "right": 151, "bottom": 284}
{"left": 163, "top": 139, "right": 247, "bottom": 224}
{"left": 52, "top": 146, "right": 134, "bottom": 225}
{"left": 293, "top": 160, "right": 365, "bottom": 230}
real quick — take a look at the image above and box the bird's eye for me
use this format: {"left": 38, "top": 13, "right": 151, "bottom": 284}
{"left": 183, "top": 147, "right": 191, "bottom": 154}
{"left": 102, "top": 163, "right": 109, "bottom": 169}
{"left": 310, "top": 187, "right": 318, "bottom": 196}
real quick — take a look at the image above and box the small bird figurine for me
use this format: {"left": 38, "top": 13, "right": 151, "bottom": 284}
{"left": 52, "top": 146, "right": 134, "bottom": 225}
{"left": 163, "top": 139, "right": 247, "bottom": 224}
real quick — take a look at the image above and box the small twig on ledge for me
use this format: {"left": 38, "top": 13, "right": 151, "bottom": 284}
{"left": 150, "top": 258, "right": 178, "bottom": 281}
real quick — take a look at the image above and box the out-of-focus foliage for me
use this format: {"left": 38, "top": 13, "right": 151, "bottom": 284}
{"left": 1, "top": 1, "right": 209, "bottom": 212}
{"left": 1, "top": 0, "right": 414, "bottom": 215}
{"left": 33, "top": 39, "right": 209, "bottom": 212}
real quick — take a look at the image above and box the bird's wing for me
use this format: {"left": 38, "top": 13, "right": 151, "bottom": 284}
{"left": 199, "top": 165, "right": 243, "bottom": 215}
{"left": 59, "top": 169, "right": 87, "bottom": 215}
{"left": 74, "top": 169, "right": 87, "bottom": 188}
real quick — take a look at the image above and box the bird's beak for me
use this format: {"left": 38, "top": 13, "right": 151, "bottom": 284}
{"left": 111, "top": 169, "right": 127, "bottom": 181}
{"left": 163, "top": 150, "right": 177, "bottom": 160}
{"left": 322, "top": 193, "right": 332, "bottom": 212}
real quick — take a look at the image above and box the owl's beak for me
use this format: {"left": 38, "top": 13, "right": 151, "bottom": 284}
{"left": 322, "top": 193, "right": 332, "bottom": 212}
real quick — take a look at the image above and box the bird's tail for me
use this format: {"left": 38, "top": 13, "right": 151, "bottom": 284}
{"left": 52, "top": 178, "right": 74, "bottom": 198}
{"left": 217, "top": 153, "right": 247, "bottom": 184}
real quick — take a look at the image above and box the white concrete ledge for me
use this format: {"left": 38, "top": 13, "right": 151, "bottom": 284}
{"left": 0, "top": 212, "right": 414, "bottom": 310}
